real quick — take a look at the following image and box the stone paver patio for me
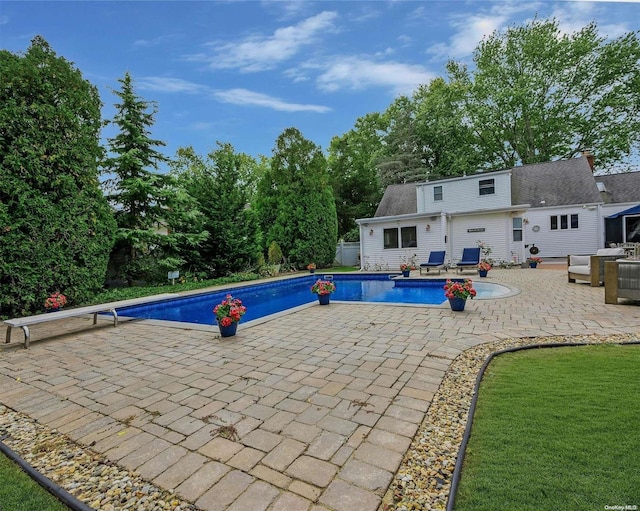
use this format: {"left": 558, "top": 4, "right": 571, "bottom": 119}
{"left": 1, "top": 267, "right": 639, "bottom": 511}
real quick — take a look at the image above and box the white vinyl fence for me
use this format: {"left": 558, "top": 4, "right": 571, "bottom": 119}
{"left": 335, "top": 241, "right": 360, "bottom": 267}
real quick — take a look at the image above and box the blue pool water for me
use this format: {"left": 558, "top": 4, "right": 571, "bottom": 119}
{"left": 117, "top": 274, "right": 509, "bottom": 325}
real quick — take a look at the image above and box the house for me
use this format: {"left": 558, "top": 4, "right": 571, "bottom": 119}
{"left": 356, "top": 154, "right": 640, "bottom": 270}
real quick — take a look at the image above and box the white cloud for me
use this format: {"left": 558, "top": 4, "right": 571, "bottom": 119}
{"left": 190, "top": 11, "right": 338, "bottom": 72}
{"left": 136, "top": 77, "right": 209, "bottom": 94}
{"left": 551, "top": 2, "right": 631, "bottom": 38}
{"left": 314, "top": 56, "right": 435, "bottom": 96}
{"left": 213, "top": 88, "right": 332, "bottom": 113}
{"left": 427, "top": 1, "right": 541, "bottom": 61}
{"left": 190, "top": 121, "right": 216, "bottom": 131}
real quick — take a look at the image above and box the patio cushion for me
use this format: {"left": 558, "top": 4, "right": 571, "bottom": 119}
{"left": 596, "top": 248, "right": 625, "bottom": 256}
{"left": 568, "top": 264, "right": 591, "bottom": 275}
{"left": 569, "top": 255, "right": 591, "bottom": 267}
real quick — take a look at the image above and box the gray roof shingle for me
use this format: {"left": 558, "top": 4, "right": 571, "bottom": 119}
{"left": 510, "top": 157, "right": 601, "bottom": 207}
{"left": 373, "top": 157, "right": 636, "bottom": 218}
{"left": 594, "top": 171, "right": 640, "bottom": 204}
{"left": 374, "top": 183, "right": 417, "bottom": 217}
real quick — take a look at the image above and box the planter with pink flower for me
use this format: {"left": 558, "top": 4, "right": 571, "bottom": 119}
{"left": 213, "top": 294, "right": 246, "bottom": 337}
{"left": 311, "top": 279, "right": 336, "bottom": 305}
{"left": 400, "top": 262, "right": 415, "bottom": 277}
{"left": 443, "top": 279, "right": 476, "bottom": 311}
{"left": 527, "top": 256, "right": 542, "bottom": 268}
{"left": 478, "top": 261, "right": 492, "bottom": 277}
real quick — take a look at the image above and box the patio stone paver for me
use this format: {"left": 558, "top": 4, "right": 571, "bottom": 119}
{"left": 2, "top": 267, "right": 640, "bottom": 510}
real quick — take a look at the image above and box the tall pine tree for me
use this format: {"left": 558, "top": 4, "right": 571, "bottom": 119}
{"left": 103, "top": 73, "right": 205, "bottom": 283}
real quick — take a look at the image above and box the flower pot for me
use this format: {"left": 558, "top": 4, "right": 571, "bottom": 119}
{"left": 45, "top": 307, "right": 60, "bottom": 313}
{"left": 317, "top": 293, "right": 331, "bottom": 305}
{"left": 402, "top": 270, "right": 410, "bottom": 277}
{"left": 448, "top": 297, "right": 466, "bottom": 311}
{"left": 478, "top": 270, "right": 488, "bottom": 277}
{"left": 217, "top": 320, "right": 238, "bottom": 337}
{"left": 309, "top": 269, "right": 315, "bottom": 274}
{"left": 529, "top": 262, "right": 538, "bottom": 268}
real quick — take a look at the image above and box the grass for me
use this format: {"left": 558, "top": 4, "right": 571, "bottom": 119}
{"left": 454, "top": 343, "right": 640, "bottom": 511}
{"left": 0, "top": 452, "right": 70, "bottom": 510}
{"left": 91, "top": 271, "right": 263, "bottom": 304}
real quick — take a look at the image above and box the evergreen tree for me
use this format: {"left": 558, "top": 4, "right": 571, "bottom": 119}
{"left": 103, "top": 73, "right": 205, "bottom": 283}
{"left": 173, "top": 144, "right": 261, "bottom": 277}
{"left": 256, "top": 128, "right": 338, "bottom": 268}
{"left": 0, "top": 36, "right": 116, "bottom": 316}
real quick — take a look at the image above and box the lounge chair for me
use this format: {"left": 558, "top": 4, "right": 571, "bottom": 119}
{"left": 455, "top": 247, "right": 481, "bottom": 274}
{"left": 419, "top": 250, "right": 446, "bottom": 275}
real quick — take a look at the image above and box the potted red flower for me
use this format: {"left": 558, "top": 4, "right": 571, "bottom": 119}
{"left": 443, "top": 279, "right": 476, "bottom": 311}
{"left": 311, "top": 279, "right": 336, "bottom": 305}
{"left": 44, "top": 291, "right": 67, "bottom": 312}
{"left": 399, "top": 262, "right": 415, "bottom": 277}
{"left": 213, "top": 294, "right": 247, "bottom": 337}
{"left": 527, "top": 256, "right": 542, "bottom": 268}
{"left": 478, "top": 261, "right": 492, "bottom": 277}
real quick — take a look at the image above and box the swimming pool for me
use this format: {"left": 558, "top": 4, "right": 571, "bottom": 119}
{"left": 117, "top": 274, "right": 512, "bottom": 326}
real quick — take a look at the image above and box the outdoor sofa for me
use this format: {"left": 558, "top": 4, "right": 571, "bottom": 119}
{"left": 567, "top": 247, "right": 626, "bottom": 287}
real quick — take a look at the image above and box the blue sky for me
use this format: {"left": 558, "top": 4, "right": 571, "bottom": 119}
{"left": 1, "top": 1, "right": 639, "bottom": 167}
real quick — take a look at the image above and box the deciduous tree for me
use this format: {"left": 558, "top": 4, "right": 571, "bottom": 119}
{"left": 448, "top": 18, "right": 640, "bottom": 170}
{"left": 328, "top": 113, "right": 384, "bottom": 238}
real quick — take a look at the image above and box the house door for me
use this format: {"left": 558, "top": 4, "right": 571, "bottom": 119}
{"left": 511, "top": 217, "right": 524, "bottom": 263}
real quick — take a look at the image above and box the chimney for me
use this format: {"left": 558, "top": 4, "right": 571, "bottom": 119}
{"left": 582, "top": 149, "right": 595, "bottom": 172}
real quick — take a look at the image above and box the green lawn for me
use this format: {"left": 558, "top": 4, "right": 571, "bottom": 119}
{"left": 454, "top": 343, "right": 640, "bottom": 511}
{"left": 0, "top": 452, "right": 70, "bottom": 510}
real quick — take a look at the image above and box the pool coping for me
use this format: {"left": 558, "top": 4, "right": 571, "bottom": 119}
{"left": 116, "top": 273, "right": 520, "bottom": 332}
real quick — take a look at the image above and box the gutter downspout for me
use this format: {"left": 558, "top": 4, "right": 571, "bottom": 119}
{"left": 442, "top": 213, "right": 451, "bottom": 264}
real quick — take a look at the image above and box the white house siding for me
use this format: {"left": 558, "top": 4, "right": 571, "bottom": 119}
{"left": 448, "top": 212, "right": 514, "bottom": 264}
{"left": 523, "top": 206, "right": 601, "bottom": 257}
{"left": 416, "top": 170, "right": 512, "bottom": 214}
{"left": 601, "top": 203, "right": 637, "bottom": 217}
{"left": 358, "top": 215, "right": 444, "bottom": 270}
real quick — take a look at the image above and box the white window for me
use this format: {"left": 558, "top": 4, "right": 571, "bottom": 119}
{"left": 550, "top": 214, "right": 579, "bottom": 230}
{"left": 433, "top": 186, "right": 443, "bottom": 201}
{"left": 479, "top": 178, "right": 495, "bottom": 195}
{"left": 401, "top": 227, "right": 417, "bottom": 248}
{"left": 513, "top": 218, "right": 523, "bottom": 241}
{"left": 383, "top": 228, "right": 399, "bottom": 249}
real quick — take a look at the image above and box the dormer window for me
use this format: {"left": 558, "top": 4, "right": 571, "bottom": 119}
{"left": 479, "top": 178, "right": 495, "bottom": 195}
{"left": 433, "top": 185, "right": 443, "bottom": 201}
